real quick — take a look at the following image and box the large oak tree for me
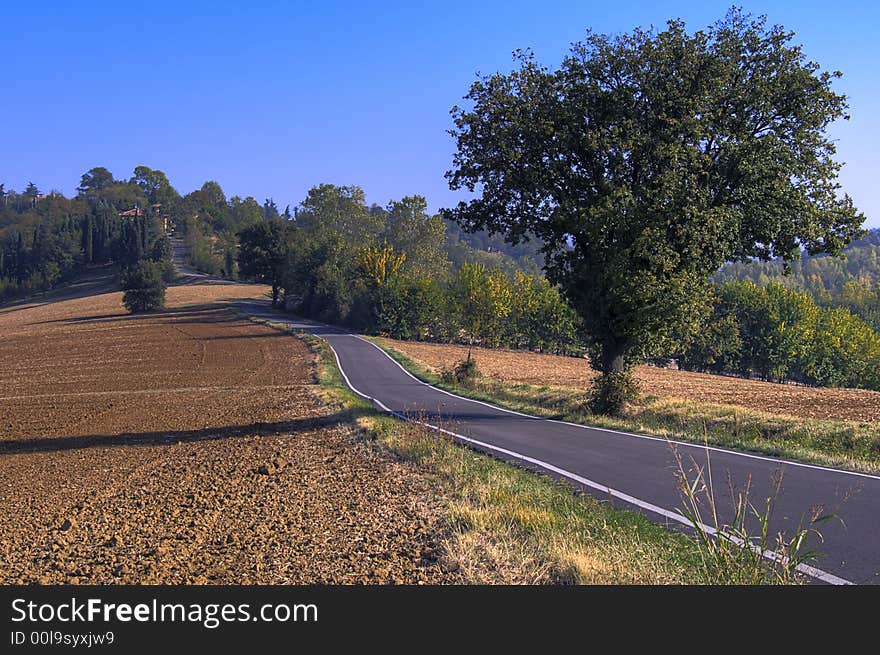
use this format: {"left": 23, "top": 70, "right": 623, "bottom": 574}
{"left": 443, "top": 9, "right": 863, "bottom": 412}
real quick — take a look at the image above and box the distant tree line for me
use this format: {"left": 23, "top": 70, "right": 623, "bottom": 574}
{"left": 0, "top": 167, "right": 173, "bottom": 302}
{"left": 678, "top": 281, "right": 880, "bottom": 390}
{"left": 5, "top": 167, "right": 878, "bottom": 392}
{"left": 237, "top": 184, "right": 581, "bottom": 354}
{"left": 172, "top": 180, "right": 546, "bottom": 283}
{"left": 443, "top": 221, "right": 544, "bottom": 276}
{"left": 717, "top": 230, "right": 880, "bottom": 330}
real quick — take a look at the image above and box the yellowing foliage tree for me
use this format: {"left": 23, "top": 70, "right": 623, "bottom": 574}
{"left": 358, "top": 244, "right": 406, "bottom": 287}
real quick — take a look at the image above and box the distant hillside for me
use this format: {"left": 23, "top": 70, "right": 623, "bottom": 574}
{"left": 443, "top": 220, "right": 544, "bottom": 276}
{"left": 717, "top": 228, "right": 880, "bottom": 328}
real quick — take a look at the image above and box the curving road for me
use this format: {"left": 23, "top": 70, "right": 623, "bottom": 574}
{"left": 238, "top": 300, "right": 880, "bottom": 585}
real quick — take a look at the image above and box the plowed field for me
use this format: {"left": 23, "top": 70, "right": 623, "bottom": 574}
{"left": 0, "top": 283, "right": 458, "bottom": 584}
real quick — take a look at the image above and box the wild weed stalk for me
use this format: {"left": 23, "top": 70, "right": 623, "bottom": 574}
{"left": 671, "top": 443, "right": 837, "bottom": 584}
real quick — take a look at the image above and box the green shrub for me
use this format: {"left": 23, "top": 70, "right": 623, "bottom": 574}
{"left": 121, "top": 260, "right": 166, "bottom": 313}
{"left": 441, "top": 356, "right": 481, "bottom": 386}
{"left": 588, "top": 371, "right": 639, "bottom": 416}
{"left": 158, "top": 259, "right": 177, "bottom": 283}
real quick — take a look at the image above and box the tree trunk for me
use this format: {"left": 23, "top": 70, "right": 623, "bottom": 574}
{"left": 589, "top": 339, "right": 636, "bottom": 416}
{"left": 600, "top": 340, "right": 626, "bottom": 375}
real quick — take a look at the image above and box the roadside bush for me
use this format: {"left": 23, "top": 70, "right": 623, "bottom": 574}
{"left": 588, "top": 371, "right": 639, "bottom": 416}
{"left": 441, "top": 356, "right": 481, "bottom": 386}
{"left": 121, "top": 260, "right": 166, "bottom": 313}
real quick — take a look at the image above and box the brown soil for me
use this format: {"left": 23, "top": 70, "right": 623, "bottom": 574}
{"left": 378, "top": 339, "right": 880, "bottom": 423}
{"left": 0, "top": 283, "right": 459, "bottom": 584}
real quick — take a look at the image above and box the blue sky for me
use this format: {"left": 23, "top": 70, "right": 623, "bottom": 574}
{"left": 2, "top": 1, "right": 877, "bottom": 227}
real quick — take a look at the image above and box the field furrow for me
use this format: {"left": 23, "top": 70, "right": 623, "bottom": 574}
{"left": 0, "top": 282, "right": 457, "bottom": 584}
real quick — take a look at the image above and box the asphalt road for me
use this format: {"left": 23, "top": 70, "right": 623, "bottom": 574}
{"left": 240, "top": 301, "right": 880, "bottom": 585}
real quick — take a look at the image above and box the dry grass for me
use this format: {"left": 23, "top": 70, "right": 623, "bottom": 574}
{"left": 364, "top": 415, "right": 726, "bottom": 584}
{"left": 378, "top": 338, "right": 880, "bottom": 423}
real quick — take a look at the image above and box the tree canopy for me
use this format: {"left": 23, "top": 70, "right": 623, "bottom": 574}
{"left": 131, "top": 166, "right": 178, "bottom": 207}
{"left": 237, "top": 219, "right": 288, "bottom": 306}
{"left": 77, "top": 167, "right": 115, "bottom": 196}
{"left": 443, "top": 9, "right": 863, "bottom": 410}
{"left": 122, "top": 260, "right": 167, "bottom": 313}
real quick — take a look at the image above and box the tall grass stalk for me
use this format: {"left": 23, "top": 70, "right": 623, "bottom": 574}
{"left": 671, "top": 442, "right": 837, "bottom": 584}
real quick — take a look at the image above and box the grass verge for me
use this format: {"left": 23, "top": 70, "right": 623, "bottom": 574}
{"left": 370, "top": 338, "right": 880, "bottom": 475}
{"left": 243, "top": 313, "right": 814, "bottom": 584}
